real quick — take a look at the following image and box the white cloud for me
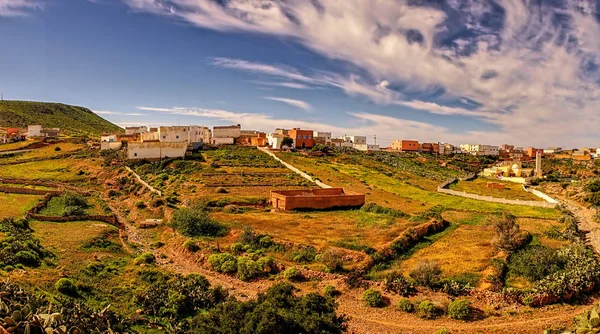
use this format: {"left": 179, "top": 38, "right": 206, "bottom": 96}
{"left": 252, "top": 81, "right": 312, "bottom": 89}
{"left": 94, "top": 110, "right": 145, "bottom": 116}
{"left": 125, "top": 0, "right": 600, "bottom": 147}
{"left": 263, "top": 96, "right": 311, "bottom": 111}
{"left": 0, "top": 0, "right": 41, "bottom": 16}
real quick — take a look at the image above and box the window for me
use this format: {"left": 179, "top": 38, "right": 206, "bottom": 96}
{"left": 303, "top": 135, "right": 307, "bottom": 139}
{"left": 297, "top": 135, "right": 301, "bottom": 139}
{"left": 134, "top": 153, "right": 137, "bottom": 157}
{"left": 176, "top": 135, "right": 179, "bottom": 139}
{"left": 308, "top": 135, "right": 312, "bottom": 139}
{"left": 162, "top": 136, "right": 166, "bottom": 139}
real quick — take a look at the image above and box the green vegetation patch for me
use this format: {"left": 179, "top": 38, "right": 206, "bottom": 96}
{"left": 0, "top": 218, "right": 53, "bottom": 269}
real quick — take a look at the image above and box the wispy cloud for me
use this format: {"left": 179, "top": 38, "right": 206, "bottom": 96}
{"left": 263, "top": 96, "right": 311, "bottom": 111}
{"left": 124, "top": 0, "right": 600, "bottom": 146}
{"left": 252, "top": 81, "right": 312, "bottom": 90}
{"left": 93, "top": 110, "right": 145, "bottom": 116}
{"left": 0, "top": 0, "right": 42, "bottom": 16}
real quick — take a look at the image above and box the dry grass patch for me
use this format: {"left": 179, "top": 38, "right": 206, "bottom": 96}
{"left": 399, "top": 225, "right": 497, "bottom": 279}
{"left": 212, "top": 210, "right": 420, "bottom": 250}
{"left": 449, "top": 178, "right": 542, "bottom": 201}
{"left": 0, "top": 159, "right": 97, "bottom": 181}
{"left": 0, "top": 193, "right": 42, "bottom": 219}
{"left": 0, "top": 141, "right": 34, "bottom": 152}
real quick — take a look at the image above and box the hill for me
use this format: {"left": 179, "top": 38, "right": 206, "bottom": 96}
{"left": 0, "top": 100, "right": 122, "bottom": 136}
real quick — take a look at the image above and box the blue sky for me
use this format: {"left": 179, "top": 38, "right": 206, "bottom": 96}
{"left": 1, "top": 0, "right": 600, "bottom": 147}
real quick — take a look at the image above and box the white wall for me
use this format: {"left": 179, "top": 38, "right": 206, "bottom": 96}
{"left": 158, "top": 126, "right": 189, "bottom": 142}
{"left": 27, "top": 125, "right": 41, "bottom": 137}
{"left": 101, "top": 142, "right": 123, "bottom": 150}
{"left": 211, "top": 137, "right": 235, "bottom": 145}
{"left": 127, "top": 142, "right": 187, "bottom": 160}
{"left": 213, "top": 125, "right": 241, "bottom": 138}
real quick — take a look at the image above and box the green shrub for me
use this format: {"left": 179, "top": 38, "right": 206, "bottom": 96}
{"left": 135, "top": 201, "right": 147, "bottom": 209}
{"left": 237, "top": 257, "right": 262, "bottom": 281}
{"left": 208, "top": 253, "right": 237, "bottom": 273}
{"left": 290, "top": 247, "right": 317, "bottom": 263}
{"left": 383, "top": 272, "right": 416, "bottom": 296}
{"left": 508, "top": 245, "right": 565, "bottom": 282}
{"left": 319, "top": 248, "right": 344, "bottom": 272}
{"left": 256, "top": 256, "right": 275, "bottom": 273}
{"left": 215, "top": 187, "right": 228, "bottom": 194}
{"left": 183, "top": 240, "right": 199, "bottom": 252}
{"left": 324, "top": 285, "right": 340, "bottom": 298}
{"left": 15, "top": 250, "right": 40, "bottom": 266}
{"left": 54, "top": 146, "right": 61, "bottom": 151}
{"left": 397, "top": 298, "right": 414, "bottom": 313}
{"left": 55, "top": 278, "right": 77, "bottom": 296}
{"left": 361, "top": 289, "right": 384, "bottom": 308}
{"left": 448, "top": 299, "right": 471, "bottom": 320}
{"left": 171, "top": 207, "right": 227, "bottom": 237}
{"left": 283, "top": 266, "right": 302, "bottom": 281}
{"left": 417, "top": 300, "right": 439, "bottom": 319}
{"left": 488, "top": 212, "right": 530, "bottom": 252}
{"left": 409, "top": 260, "right": 442, "bottom": 288}
{"left": 360, "top": 202, "right": 408, "bottom": 218}
{"left": 134, "top": 252, "right": 156, "bottom": 265}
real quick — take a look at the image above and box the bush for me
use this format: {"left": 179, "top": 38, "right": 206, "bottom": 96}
{"left": 208, "top": 253, "right": 237, "bottom": 273}
{"left": 289, "top": 247, "right": 317, "bottom": 263}
{"left": 383, "top": 272, "right": 416, "bottom": 296}
{"left": 15, "top": 250, "right": 40, "bottom": 266}
{"left": 488, "top": 212, "right": 530, "bottom": 252}
{"left": 256, "top": 256, "right": 275, "bottom": 273}
{"left": 409, "top": 260, "right": 442, "bottom": 288}
{"left": 448, "top": 299, "right": 471, "bottom": 320}
{"left": 324, "top": 285, "right": 340, "bottom": 298}
{"left": 508, "top": 245, "right": 565, "bottom": 282}
{"left": 236, "top": 257, "right": 262, "bottom": 281}
{"left": 171, "top": 207, "right": 227, "bottom": 237}
{"left": 216, "top": 187, "right": 228, "bottom": 194}
{"left": 397, "top": 298, "right": 414, "bottom": 313}
{"left": 183, "top": 240, "right": 199, "bottom": 252}
{"left": 417, "top": 300, "right": 439, "bottom": 319}
{"left": 54, "top": 146, "right": 61, "bottom": 151}
{"left": 283, "top": 266, "right": 302, "bottom": 281}
{"left": 360, "top": 202, "right": 408, "bottom": 218}
{"left": 134, "top": 252, "right": 156, "bottom": 265}
{"left": 361, "top": 289, "right": 384, "bottom": 308}
{"left": 135, "top": 201, "right": 147, "bottom": 209}
{"left": 319, "top": 248, "right": 344, "bottom": 272}
{"left": 55, "top": 278, "right": 77, "bottom": 296}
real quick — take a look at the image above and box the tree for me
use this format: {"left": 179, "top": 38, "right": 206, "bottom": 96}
{"left": 171, "top": 207, "right": 227, "bottom": 237}
{"left": 281, "top": 137, "right": 294, "bottom": 148}
{"left": 488, "top": 212, "right": 529, "bottom": 252}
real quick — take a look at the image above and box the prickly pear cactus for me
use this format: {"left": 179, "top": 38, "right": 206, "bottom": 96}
{"left": 575, "top": 303, "right": 600, "bottom": 334}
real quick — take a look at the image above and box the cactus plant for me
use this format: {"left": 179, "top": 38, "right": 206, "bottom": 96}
{"left": 574, "top": 302, "right": 600, "bottom": 333}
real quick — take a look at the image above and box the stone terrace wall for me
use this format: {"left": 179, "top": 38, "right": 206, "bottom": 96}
{"left": 0, "top": 186, "right": 64, "bottom": 196}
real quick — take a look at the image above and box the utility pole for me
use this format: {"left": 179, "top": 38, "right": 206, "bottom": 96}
{"left": 374, "top": 135, "right": 377, "bottom": 146}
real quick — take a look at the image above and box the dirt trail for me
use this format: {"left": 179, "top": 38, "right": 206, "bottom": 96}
{"left": 558, "top": 196, "right": 600, "bottom": 253}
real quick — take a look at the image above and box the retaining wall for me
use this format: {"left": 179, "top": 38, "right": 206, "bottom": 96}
{"left": 27, "top": 213, "right": 117, "bottom": 225}
{"left": 522, "top": 185, "right": 559, "bottom": 204}
{"left": 125, "top": 166, "right": 162, "bottom": 196}
{"left": 258, "top": 146, "right": 331, "bottom": 188}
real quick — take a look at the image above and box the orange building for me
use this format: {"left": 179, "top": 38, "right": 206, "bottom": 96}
{"left": 391, "top": 140, "right": 419, "bottom": 152}
{"left": 289, "top": 128, "right": 314, "bottom": 149}
{"left": 526, "top": 147, "right": 543, "bottom": 159}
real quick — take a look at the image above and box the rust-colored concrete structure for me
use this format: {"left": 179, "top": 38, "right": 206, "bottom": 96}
{"left": 391, "top": 140, "right": 419, "bottom": 152}
{"left": 271, "top": 188, "right": 365, "bottom": 211}
{"left": 487, "top": 182, "right": 506, "bottom": 189}
{"left": 288, "top": 128, "right": 314, "bottom": 149}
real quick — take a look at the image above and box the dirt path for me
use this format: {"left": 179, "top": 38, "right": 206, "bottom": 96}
{"left": 558, "top": 196, "right": 600, "bottom": 253}
{"left": 258, "top": 146, "right": 331, "bottom": 188}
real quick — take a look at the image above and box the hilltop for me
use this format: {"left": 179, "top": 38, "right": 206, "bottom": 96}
{"left": 0, "top": 100, "right": 122, "bottom": 136}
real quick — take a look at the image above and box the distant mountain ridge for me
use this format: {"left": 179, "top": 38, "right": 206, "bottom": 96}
{"left": 0, "top": 100, "right": 122, "bottom": 136}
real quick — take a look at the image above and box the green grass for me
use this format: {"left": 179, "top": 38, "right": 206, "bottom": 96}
{"left": 0, "top": 160, "right": 87, "bottom": 181}
{"left": 449, "top": 178, "right": 542, "bottom": 201}
{"left": 0, "top": 100, "right": 122, "bottom": 136}
{"left": 0, "top": 193, "right": 43, "bottom": 219}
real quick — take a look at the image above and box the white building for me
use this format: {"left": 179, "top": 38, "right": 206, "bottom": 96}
{"left": 100, "top": 134, "right": 122, "bottom": 150}
{"left": 127, "top": 142, "right": 187, "bottom": 160}
{"left": 125, "top": 126, "right": 148, "bottom": 136}
{"left": 213, "top": 124, "right": 241, "bottom": 139}
{"left": 27, "top": 125, "right": 42, "bottom": 138}
{"left": 354, "top": 144, "right": 380, "bottom": 152}
{"left": 460, "top": 144, "right": 499, "bottom": 156}
{"left": 338, "top": 135, "right": 367, "bottom": 145}
{"left": 267, "top": 133, "right": 287, "bottom": 149}
{"left": 315, "top": 132, "right": 332, "bottom": 143}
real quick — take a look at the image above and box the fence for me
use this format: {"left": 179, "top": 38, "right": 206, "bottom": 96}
{"left": 437, "top": 187, "right": 557, "bottom": 208}
{"left": 522, "top": 185, "right": 559, "bottom": 204}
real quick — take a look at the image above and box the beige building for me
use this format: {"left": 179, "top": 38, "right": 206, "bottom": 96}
{"left": 125, "top": 126, "right": 148, "bottom": 136}
{"left": 460, "top": 144, "right": 499, "bottom": 156}
{"left": 127, "top": 142, "right": 187, "bottom": 160}
{"left": 213, "top": 124, "right": 241, "bottom": 139}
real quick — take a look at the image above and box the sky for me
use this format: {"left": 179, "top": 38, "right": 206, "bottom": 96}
{"left": 1, "top": 0, "right": 600, "bottom": 148}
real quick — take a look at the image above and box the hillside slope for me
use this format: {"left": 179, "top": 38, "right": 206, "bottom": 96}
{"left": 0, "top": 100, "right": 122, "bottom": 136}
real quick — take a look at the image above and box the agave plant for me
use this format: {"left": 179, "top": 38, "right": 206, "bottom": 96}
{"left": 574, "top": 303, "right": 600, "bottom": 334}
